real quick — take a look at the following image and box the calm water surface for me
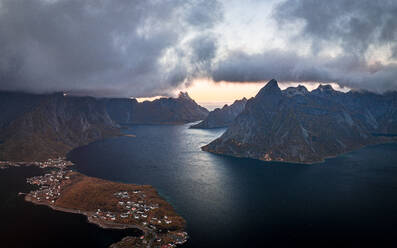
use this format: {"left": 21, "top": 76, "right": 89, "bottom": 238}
{"left": 69, "top": 124, "right": 397, "bottom": 247}
{"left": 1, "top": 123, "right": 397, "bottom": 247}
{"left": 0, "top": 167, "right": 141, "bottom": 248}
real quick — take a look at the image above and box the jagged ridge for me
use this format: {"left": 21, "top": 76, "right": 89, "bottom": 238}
{"left": 0, "top": 91, "right": 209, "bottom": 161}
{"left": 202, "top": 79, "right": 397, "bottom": 164}
{"left": 105, "top": 92, "right": 209, "bottom": 125}
{"left": 190, "top": 98, "right": 247, "bottom": 129}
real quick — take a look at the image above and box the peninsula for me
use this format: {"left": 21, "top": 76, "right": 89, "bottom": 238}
{"left": 25, "top": 165, "right": 187, "bottom": 247}
{"left": 0, "top": 91, "right": 194, "bottom": 247}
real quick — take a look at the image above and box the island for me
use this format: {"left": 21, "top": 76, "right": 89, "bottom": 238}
{"left": 24, "top": 161, "right": 187, "bottom": 248}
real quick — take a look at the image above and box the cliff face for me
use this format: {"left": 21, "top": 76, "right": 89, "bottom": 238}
{"left": 105, "top": 92, "right": 209, "bottom": 124}
{"left": 202, "top": 79, "right": 397, "bottom": 164}
{"left": 105, "top": 98, "right": 138, "bottom": 124}
{"left": 190, "top": 98, "right": 247, "bottom": 129}
{"left": 0, "top": 91, "right": 208, "bottom": 161}
{"left": 0, "top": 93, "right": 119, "bottom": 162}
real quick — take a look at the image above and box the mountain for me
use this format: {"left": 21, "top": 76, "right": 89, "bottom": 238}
{"left": 338, "top": 91, "right": 397, "bottom": 134}
{"left": 104, "top": 98, "right": 138, "bottom": 124}
{"left": 0, "top": 93, "right": 119, "bottom": 162}
{"left": 190, "top": 98, "right": 247, "bottom": 129}
{"left": 0, "top": 91, "right": 208, "bottom": 161}
{"left": 105, "top": 92, "right": 209, "bottom": 124}
{"left": 202, "top": 79, "right": 397, "bottom": 164}
{"left": 0, "top": 91, "right": 46, "bottom": 129}
{"left": 283, "top": 85, "right": 309, "bottom": 97}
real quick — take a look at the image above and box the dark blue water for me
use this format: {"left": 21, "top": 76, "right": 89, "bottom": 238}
{"left": 66, "top": 124, "right": 397, "bottom": 247}
{"left": 0, "top": 167, "right": 141, "bottom": 248}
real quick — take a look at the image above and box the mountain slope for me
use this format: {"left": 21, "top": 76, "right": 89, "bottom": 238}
{"left": 190, "top": 98, "right": 247, "bottom": 129}
{"left": 105, "top": 92, "right": 209, "bottom": 124}
{"left": 202, "top": 79, "right": 395, "bottom": 164}
{"left": 0, "top": 93, "right": 119, "bottom": 162}
{"left": 0, "top": 91, "right": 45, "bottom": 129}
{"left": 0, "top": 91, "right": 208, "bottom": 161}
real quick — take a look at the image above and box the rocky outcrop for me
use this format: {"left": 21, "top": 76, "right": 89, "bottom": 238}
{"left": 202, "top": 79, "right": 397, "bottom": 164}
{"left": 190, "top": 98, "right": 247, "bottom": 129}
{"left": 283, "top": 85, "right": 309, "bottom": 97}
{"left": 0, "top": 93, "right": 119, "bottom": 161}
{"left": 105, "top": 92, "right": 209, "bottom": 124}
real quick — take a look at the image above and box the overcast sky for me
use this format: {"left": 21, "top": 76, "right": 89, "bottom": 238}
{"left": 0, "top": 0, "right": 396, "bottom": 98}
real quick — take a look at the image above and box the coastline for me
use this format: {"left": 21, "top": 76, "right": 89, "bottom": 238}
{"left": 21, "top": 167, "right": 188, "bottom": 248}
{"left": 202, "top": 137, "right": 397, "bottom": 165}
{"left": 25, "top": 195, "right": 145, "bottom": 231}
{"left": 1, "top": 150, "right": 188, "bottom": 247}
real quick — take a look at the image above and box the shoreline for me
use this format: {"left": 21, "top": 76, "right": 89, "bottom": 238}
{"left": 0, "top": 126, "right": 190, "bottom": 247}
{"left": 22, "top": 168, "right": 188, "bottom": 247}
{"left": 202, "top": 138, "right": 397, "bottom": 165}
{"left": 0, "top": 155, "right": 188, "bottom": 247}
{"left": 25, "top": 195, "right": 145, "bottom": 232}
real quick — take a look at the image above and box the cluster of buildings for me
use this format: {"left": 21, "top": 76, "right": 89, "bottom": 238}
{"left": 166, "top": 231, "right": 189, "bottom": 246}
{"left": 111, "top": 191, "right": 188, "bottom": 247}
{"left": 26, "top": 170, "right": 72, "bottom": 204}
{"left": 35, "top": 157, "right": 74, "bottom": 169}
{"left": 18, "top": 158, "right": 189, "bottom": 247}
{"left": 0, "top": 157, "right": 74, "bottom": 170}
{"left": 0, "top": 162, "right": 9, "bottom": 169}
{"left": 0, "top": 160, "right": 20, "bottom": 169}
{"left": 91, "top": 190, "right": 170, "bottom": 228}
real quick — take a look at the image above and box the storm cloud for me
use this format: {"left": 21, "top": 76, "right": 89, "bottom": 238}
{"left": 0, "top": 0, "right": 396, "bottom": 96}
{"left": 274, "top": 0, "right": 397, "bottom": 57}
{"left": 0, "top": 0, "right": 222, "bottom": 97}
{"left": 212, "top": 0, "right": 397, "bottom": 92}
{"left": 212, "top": 50, "right": 397, "bottom": 92}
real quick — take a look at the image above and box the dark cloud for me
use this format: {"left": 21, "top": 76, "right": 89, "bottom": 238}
{"left": 188, "top": 33, "right": 218, "bottom": 77}
{"left": 274, "top": 0, "right": 397, "bottom": 56}
{"left": 1, "top": 0, "right": 396, "bottom": 95}
{"left": 190, "top": 35, "right": 218, "bottom": 64}
{"left": 185, "top": 0, "right": 223, "bottom": 29}
{"left": 211, "top": 0, "right": 397, "bottom": 93}
{"left": 212, "top": 50, "right": 397, "bottom": 93}
{"left": 0, "top": 0, "right": 222, "bottom": 97}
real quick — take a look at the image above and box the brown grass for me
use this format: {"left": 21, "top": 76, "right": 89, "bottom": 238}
{"left": 55, "top": 172, "right": 185, "bottom": 229}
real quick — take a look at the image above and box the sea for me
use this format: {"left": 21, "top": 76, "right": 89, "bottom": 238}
{"left": 1, "top": 123, "right": 397, "bottom": 247}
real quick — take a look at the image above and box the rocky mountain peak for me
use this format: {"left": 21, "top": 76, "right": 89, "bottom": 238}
{"left": 201, "top": 80, "right": 397, "bottom": 164}
{"left": 311, "top": 84, "right": 344, "bottom": 98}
{"left": 283, "top": 85, "right": 309, "bottom": 97}
{"left": 178, "top": 91, "right": 192, "bottom": 101}
{"left": 106, "top": 92, "right": 208, "bottom": 125}
{"left": 297, "top": 85, "right": 308, "bottom": 91}
{"left": 232, "top": 97, "right": 248, "bottom": 105}
{"left": 190, "top": 97, "right": 247, "bottom": 129}
{"left": 314, "top": 84, "right": 335, "bottom": 93}
{"left": 256, "top": 79, "right": 281, "bottom": 98}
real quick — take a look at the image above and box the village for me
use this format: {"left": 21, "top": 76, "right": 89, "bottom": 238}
{"left": 0, "top": 157, "right": 74, "bottom": 170}
{"left": 24, "top": 164, "right": 188, "bottom": 248}
{"left": 26, "top": 169, "right": 72, "bottom": 205}
{"left": 0, "top": 155, "right": 188, "bottom": 247}
{"left": 95, "top": 190, "right": 188, "bottom": 247}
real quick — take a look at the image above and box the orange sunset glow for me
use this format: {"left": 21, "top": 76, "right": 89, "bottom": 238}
{"left": 138, "top": 79, "right": 350, "bottom": 110}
